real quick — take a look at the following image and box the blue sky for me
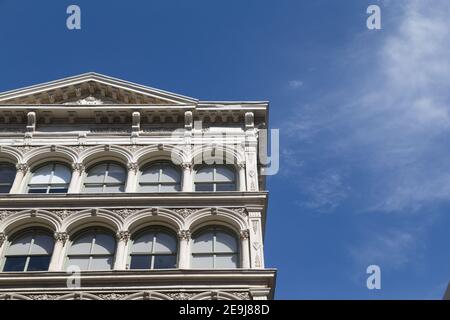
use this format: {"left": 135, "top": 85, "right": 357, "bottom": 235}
{"left": 1, "top": 0, "right": 450, "bottom": 299}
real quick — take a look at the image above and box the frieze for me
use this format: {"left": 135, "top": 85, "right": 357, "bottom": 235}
{"left": 26, "top": 294, "right": 59, "bottom": 300}
{"left": 110, "top": 208, "right": 141, "bottom": 219}
{"left": 172, "top": 208, "right": 197, "bottom": 218}
{"left": 0, "top": 210, "right": 22, "bottom": 221}
{"left": 97, "top": 293, "right": 130, "bottom": 300}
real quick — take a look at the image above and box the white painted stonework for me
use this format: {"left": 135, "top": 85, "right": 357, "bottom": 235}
{"left": 0, "top": 73, "right": 275, "bottom": 300}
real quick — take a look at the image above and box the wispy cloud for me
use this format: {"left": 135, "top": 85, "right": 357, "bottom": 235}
{"left": 280, "top": 0, "right": 450, "bottom": 272}
{"left": 349, "top": 228, "right": 421, "bottom": 270}
{"left": 288, "top": 80, "right": 303, "bottom": 89}
{"left": 283, "top": 0, "right": 450, "bottom": 214}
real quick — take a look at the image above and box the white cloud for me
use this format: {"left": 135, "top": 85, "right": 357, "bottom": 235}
{"left": 288, "top": 80, "right": 303, "bottom": 89}
{"left": 283, "top": 0, "right": 450, "bottom": 213}
{"left": 349, "top": 229, "right": 420, "bottom": 270}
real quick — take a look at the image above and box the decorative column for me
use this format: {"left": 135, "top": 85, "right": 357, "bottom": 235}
{"left": 125, "top": 162, "right": 138, "bottom": 193}
{"left": 10, "top": 163, "right": 28, "bottom": 194}
{"left": 177, "top": 230, "right": 191, "bottom": 268}
{"left": 248, "top": 210, "right": 265, "bottom": 269}
{"left": 238, "top": 162, "right": 246, "bottom": 191}
{"left": 68, "top": 163, "right": 84, "bottom": 193}
{"left": 49, "top": 232, "right": 69, "bottom": 271}
{"left": 244, "top": 112, "right": 259, "bottom": 192}
{"left": 240, "top": 229, "right": 250, "bottom": 269}
{"left": 181, "top": 162, "right": 193, "bottom": 192}
{"left": 0, "top": 233, "right": 5, "bottom": 247}
{"left": 114, "top": 231, "right": 130, "bottom": 270}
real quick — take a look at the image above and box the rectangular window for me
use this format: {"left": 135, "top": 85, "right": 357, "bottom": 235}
{"left": 3, "top": 256, "right": 27, "bottom": 272}
{"left": 130, "top": 255, "right": 151, "bottom": 269}
{"left": 27, "top": 256, "right": 51, "bottom": 271}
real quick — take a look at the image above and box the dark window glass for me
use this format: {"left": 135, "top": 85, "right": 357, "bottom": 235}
{"left": 195, "top": 183, "right": 214, "bottom": 192}
{"left": 0, "top": 163, "right": 16, "bottom": 193}
{"left": 153, "top": 255, "right": 177, "bottom": 269}
{"left": 130, "top": 255, "right": 151, "bottom": 269}
{"left": 49, "top": 188, "right": 68, "bottom": 194}
{"left": 27, "top": 256, "right": 52, "bottom": 271}
{"left": 216, "top": 183, "right": 236, "bottom": 191}
{"left": 3, "top": 256, "right": 26, "bottom": 272}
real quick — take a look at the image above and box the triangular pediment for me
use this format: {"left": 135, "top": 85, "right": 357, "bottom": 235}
{"left": 0, "top": 72, "right": 197, "bottom": 105}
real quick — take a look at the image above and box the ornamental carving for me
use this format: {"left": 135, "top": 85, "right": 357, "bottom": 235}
{"left": 52, "top": 210, "right": 78, "bottom": 220}
{"left": 167, "top": 292, "right": 197, "bottom": 300}
{"left": 97, "top": 293, "right": 129, "bottom": 300}
{"left": 71, "top": 162, "right": 85, "bottom": 172}
{"left": 240, "top": 229, "right": 250, "bottom": 240}
{"left": 0, "top": 210, "right": 21, "bottom": 221}
{"left": 0, "top": 233, "right": 6, "bottom": 246}
{"left": 110, "top": 208, "right": 141, "bottom": 219}
{"left": 116, "top": 231, "right": 130, "bottom": 242}
{"left": 181, "top": 162, "right": 192, "bottom": 170}
{"left": 27, "top": 294, "right": 59, "bottom": 300}
{"left": 231, "top": 207, "right": 248, "bottom": 217}
{"left": 64, "top": 96, "right": 113, "bottom": 105}
{"left": 173, "top": 208, "right": 197, "bottom": 218}
{"left": 233, "top": 292, "right": 250, "bottom": 300}
{"left": 54, "top": 232, "right": 69, "bottom": 243}
{"left": 177, "top": 230, "right": 191, "bottom": 241}
{"left": 127, "top": 162, "right": 139, "bottom": 172}
{"left": 16, "top": 163, "right": 29, "bottom": 173}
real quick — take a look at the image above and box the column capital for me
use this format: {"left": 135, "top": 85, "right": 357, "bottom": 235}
{"left": 54, "top": 232, "right": 69, "bottom": 244}
{"left": 127, "top": 162, "right": 139, "bottom": 172}
{"left": 16, "top": 163, "right": 29, "bottom": 173}
{"left": 240, "top": 229, "right": 250, "bottom": 240}
{"left": 116, "top": 230, "right": 131, "bottom": 242}
{"left": 181, "top": 162, "right": 192, "bottom": 170}
{"left": 237, "top": 161, "right": 246, "bottom": 169}
{"left": 177, "top": 230, "right": 191, "bottom": 241}
{"left": 71, "top": 162, "right": 85, "bottom": 172}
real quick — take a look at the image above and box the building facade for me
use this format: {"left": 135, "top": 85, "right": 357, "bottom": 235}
{"left": 0, "top": 73, "right": 275, "bottom": 300}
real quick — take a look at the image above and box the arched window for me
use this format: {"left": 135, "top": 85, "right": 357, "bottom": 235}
{"left": 28, "top": 163, "right": 71, "bottom": 194}
{"left": 66, "top": 229, "right": 116, "bottom": 271}
{"left": 194, "top": 165, "right": 236, "bottom": 192}
{"left": 139, "top": 163, "right": 181, "bottom": 192}
{"left": 191, "top": 227, "right": 239, "bottom": 268}
{"left": 2, "top": 229, "right": 54, "bottom": 272}
{"left": 129, "top": 228, "right": 177, "bottom": 269}
{"left": 0, "top": 163, "right": 16, "bottom": 193}
{"left": 84, "top": 162, "right": 126, "bottom": 193}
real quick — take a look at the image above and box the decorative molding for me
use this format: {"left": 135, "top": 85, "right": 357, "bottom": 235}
{"left": 64, "top": 95, "right": 111, "bottom": 105}
{"left": 0, "top": 232, "right": 6, "bottom": 246}
{"left": 97, "top": 293, "right": 129, "bottom": 300}
{"left": 127, "top": 162, "right": 139, "bottom": 172}
{"left": 252, "top": 221, "right": 258, "bottom": 234}
{"left": 177, "top": 230, "right": 191, "bottom": 241}
{"left": 26, "top": 294, "right": 59, "bottom": 300}
{"left": 181, "top": 162, "right": 192, "bottom": 170}
{"left": 71, "top": 162, "right": 85, "bottom": 172}
{"left": 0, "top": 210, "right": 25, "bottom": 221}
{"left": 16, "top": 163, "right": 29, "bottom": 173}
{"left": 172, "top": 208, "right": 197, "bottom": 218}
{"left": 52, "top": 209, "right": 78, "bottom": 220}
{"left": 54, "top": 232, "right": 69, "bottom": 243}
{"left": 116, "top": 230, "right": 130, "bottom": 242}
{"left": 110, "top": 208, "right": 141, "bottom": 219}
{"left": 240, "top": 229, "right": 250, "bottom": 240}
{"left": 231, "top": 207, "right": 248, "bottom": 217}
{"left": 233, "top": 292, "right": 251, "bottom": 300}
